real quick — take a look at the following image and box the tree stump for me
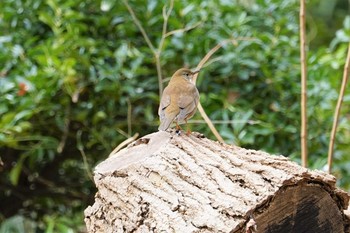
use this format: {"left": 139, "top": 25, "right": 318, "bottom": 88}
{"left": 84, "top": 131, "right": 350, "bottom": 233}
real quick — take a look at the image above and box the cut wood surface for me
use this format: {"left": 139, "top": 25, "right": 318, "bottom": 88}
{"left": 84, "top": 131, "right": 350, "bottom": 233}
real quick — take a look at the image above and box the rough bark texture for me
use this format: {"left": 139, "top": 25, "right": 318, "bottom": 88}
{"left": 84, "top": 131, "right": 350, "bottom": 233}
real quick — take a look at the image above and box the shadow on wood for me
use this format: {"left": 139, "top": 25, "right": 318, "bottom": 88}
{"left": 84, "top": 131, "right": 350, "bottom": 233}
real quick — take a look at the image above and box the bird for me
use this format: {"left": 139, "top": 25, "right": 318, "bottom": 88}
{"left": 158, "top": 68, "right": 200, "bottom": 135}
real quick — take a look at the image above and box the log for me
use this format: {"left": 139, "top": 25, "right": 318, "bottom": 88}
{"left": 84, "top": 131, "right": 350, "bottom": 233}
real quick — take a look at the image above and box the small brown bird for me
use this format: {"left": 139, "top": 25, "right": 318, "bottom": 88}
{"left": 158, "top": 68, "right": 200, "bottom": 134}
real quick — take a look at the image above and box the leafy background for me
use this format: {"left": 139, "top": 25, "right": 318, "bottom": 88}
{"left": 1, "top": 0, "right": 350, "bottom": 232}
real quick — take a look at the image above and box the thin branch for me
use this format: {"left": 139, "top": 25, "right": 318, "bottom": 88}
{"left": 76, "top": 130, "right": 93, "bottom": 182}
{"left": 109, "top": 133, "right": 139, "bottom": 157}
{"left": 154, "top": 53, "right": 163, "bottom": 97}
{"left": 123, "top": 0, "right": 175, "bottom": 97}
{"left": 158, "top": 0, "right": 174, "bottom": 52}
{"left": 156, "top": 0, "right": 174, "bottom": 95}
{"left": 122, "top": 0, "right": 156, "bottom": 52}
{"left": 193, "top": 37, "right": 255, "bottom": 83}
{"left": 299, "top": 0, "right": 308, "bottom": 167}
{"left": 193, "top": 38, "right": 255, "bottom": 143}
{"left": 127, "top": 97, "right": 132, "bottom": 136}
{"left": 199, "top": 56, "right": 225, "bottom": 68}
{"left": 164, "top": 21, "right": 203, "bottom": 38}
{"left": 327, "top": 42, "right": 350, "bottom": 174}
{"left": 116, "top": 128, "right": 129, "bottom": 138}
{"left": 78, "top": 147, "right": 94, "bottom": 182}
{"left": 57, "top": 103, "right": 71, "bottom": 153}
{"left": 196, "top": 103, "right": 223, "bottom": 142}
{"left": 189, "top": 119, "right": 261, "bottom": 125}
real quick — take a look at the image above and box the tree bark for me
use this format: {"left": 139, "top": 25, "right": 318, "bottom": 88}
{"left": 84, "top": 131, "right": 349, "bottom": 233}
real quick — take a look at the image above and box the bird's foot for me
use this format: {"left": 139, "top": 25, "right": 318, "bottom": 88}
{"left": 175, "top": 123, "right": 183, "bottom": 135}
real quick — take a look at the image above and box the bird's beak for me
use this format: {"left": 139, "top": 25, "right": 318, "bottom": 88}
{"left": 192, "top": 69, "right": 201, "bottom": 74}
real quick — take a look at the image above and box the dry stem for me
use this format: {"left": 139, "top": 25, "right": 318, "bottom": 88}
{"left": 193, "top": 38, "right": 255, "bottom": 143}
{"left": 299, "top": 0, "right": 308, "bottom": 167}
{"left": 127, "top": 97, "right": 132, "bottom": 136}
{"left": 327, "top": 42, "right": 350, "bottom": 174}
{"left": 164, "top": 21, "right": 203, "bottom": 37}
{"left": 123, "top": 0, "right": 186, "bottom": 97}
{"left": 77, "top": 130, "right": 93, "bottom": 181}
{"left": 109, "top": 133, "right": 140, "bottom": 157}
{"left": 122, "top": 0, "right": 155, "bottom": 52}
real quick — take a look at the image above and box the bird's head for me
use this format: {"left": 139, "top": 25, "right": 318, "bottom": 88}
{"left": 172, "top": 68, "right": 200, "bottom": 83}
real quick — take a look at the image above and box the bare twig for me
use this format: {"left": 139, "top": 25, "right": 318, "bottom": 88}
{"left": 76, "top": 130, "right": 93, "bottom": 182}
{"left": 127, "top": 97, "right": 132, "bottom": 136}
{"left": 109, "top": 133, "right": 139, "bottom": 157}
{"left": 123, "top": 0, "right": 175, "bottom": 97}
{"left": 193, "top": 37, "right": 255, "bottom": 79}
{"left": 122, "top": 0, "right": 155, "bottom": 51}
{"left": 57, "top": 103, "right": 71, "bottom": 153}
{"left": 155, "top": 0, "right": 174, "bottom": 95}
{"left": 158, "top": 1, "right": 174, "bottom": 53}
{"left": 164, "top": 21, "right": 203, "bottom": 38}
{"left": 116, "top": 128, "right": 129, "bottom": 138}
{"left": 193, "top": 38, "right": 255, "bottom": 143}
{"left": 299, "top": 0, "right": 308, "bottom": 167}
{"left": 196, "top": 103, "right": 224, "bottom": 142}
{"left": 78, "top": 147, "right": 94, "bottom": 182}
{"left": 189, "top": 119, "right": 261, "bottom": 125}
{"left": 327, "top": 42, "right": 350, "bottom": 174}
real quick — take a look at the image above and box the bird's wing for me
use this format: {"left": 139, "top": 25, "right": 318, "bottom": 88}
{"left": 158, "top": 88, "right": 171, "bottom": 119}
{"left": 177, "top": 85, "right": 199, "bottom": 109}
{"left": 176, "top": 86, "right": 199, "bottom": 121}
{"left": 158, "top": 87, "right": 181, "bottom": 131}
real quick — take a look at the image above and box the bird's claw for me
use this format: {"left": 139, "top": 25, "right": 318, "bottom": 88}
{"left": 176, "top": 129, "right": 181, "bottom": 135}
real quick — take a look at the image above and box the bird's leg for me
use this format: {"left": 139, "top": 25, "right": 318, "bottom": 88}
{"left": 185, "top": 120, "right": 191, "bottom": 136}
{"left": 175, "top": 122, "right": 182, "bottom": 135}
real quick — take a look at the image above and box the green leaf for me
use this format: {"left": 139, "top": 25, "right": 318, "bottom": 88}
{"left": 38, "top": 12, "right": 55, "bottom": 29}
{"left": 100, "top": 0, "right": 114, "bottom": 12}
{"left": 9, "top": 155, "right": 27, "bottom": 186}
{"left": 343, "top": 16, "right": 350, "bottom": 30}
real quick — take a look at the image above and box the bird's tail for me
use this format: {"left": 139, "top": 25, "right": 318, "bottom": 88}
{"left": 158, "top": 117, "right": 173, "bottom": 131}
{"left": 158, "top": 112, "right": 177, "bottom": 131}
